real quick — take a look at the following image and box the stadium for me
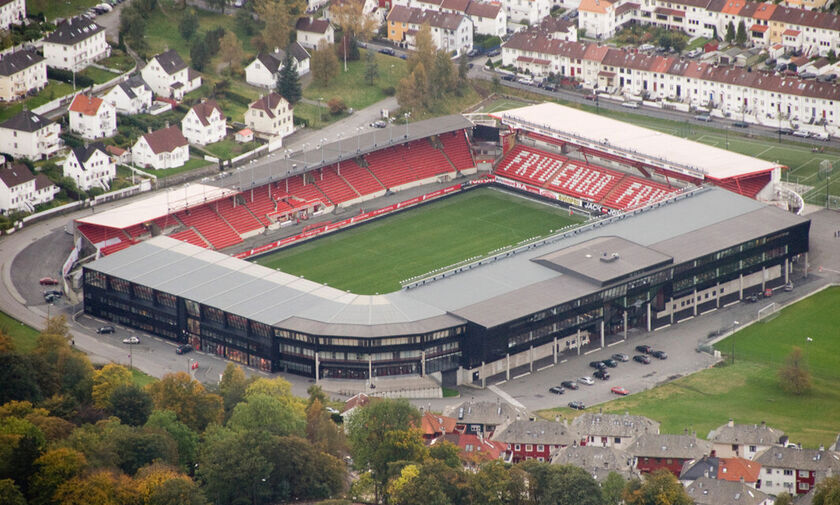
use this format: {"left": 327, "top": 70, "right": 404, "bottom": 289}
{"left": 79, "top": 102, "right": 811, "bottom": 388}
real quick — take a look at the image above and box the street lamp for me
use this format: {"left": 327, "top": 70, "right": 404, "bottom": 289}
{"left": 318, "top": 97, "right": 324, "bottom": 126}
{"left": 404, "top": 112, "right": 411, "bottom": 139}
{"left": 357, "top": 126, "right": 364, "bottom": 152}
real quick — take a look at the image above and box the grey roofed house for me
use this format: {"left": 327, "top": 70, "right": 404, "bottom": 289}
{"left": 0, "top": 110, "right": 54, "bottom": 132}
{"left": 571, "top": 412, "right": 660, "bottom": 439}
{"left": 255, "top": 42, "right": 310, "bottom": 73}
{"left": 551, "top": 444, "right": 638, "bottom": 481}
{"left": 754, "top": 446, "right": 840, "bottom": 472}
{"left": 152, "top": 49, "right": 188, "bottom": 75}
{"left": 679, "top": 455, "right": 720, "bottom": 482}
{"left": 492, "top": 419, "right": 578, "bottom": 447}
{"left": 628, "top": 434, "right": 713, "bottom": 460}
{"left": 0, "top": 162, "right": 35, "bottom": 188}
{"left": 70, "top": 143, "right": 108, "bottom": 166}
{"left": 686, "top": 476, "right": 772, "bottom": 505}
{"left": 0, "top": 49, "right": 44, "bottom": 76}
{"left": 443, "top": 400, "right": 530, "bottom": 432}
{"left": 43, "top": 17, "right": 105, "bottom": 45}
{"left": 708, "top": 420, "right": 786, "bottom": 446}
{"left": 116, "top": 75, "right": 151, "bottom": 100}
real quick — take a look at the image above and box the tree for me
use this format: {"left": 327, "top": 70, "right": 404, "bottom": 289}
{"left": 779, "top": 346, "right": 811, "bottom": 395}
{"left": 206, "top": 0, "right": 227, "bottom": 12}
{"left": 147, "top": 372, "right": 223, "bottom": 432}
{"left": 623, "top": 469, "right": 692, "bottom": 505}
{"left": 602, "top": 471, "right": 626, "bottom": 505}
{"left": 407, "top": 24, "right": 435, "bottom": 78}
{"left": 119, "top": 4, "right": 148, "bottom": 50}
{"left": 397, "top": 62, "right": 428, "bottom": 113}
{"left": 327, "top": 97, "right": 347, "bottom": 114}
{"left": 735, "top": 20, "right": 747, "bottom": 46}
{"left": 145, "top": 411, "right": 198, "bottom": 472}
{"left": 108, "top": 384, "right": 153, "bottom": 427}
{"left": 179, "top": 9, "right": 199, "bottom": 41}
{"left": 305, "top": 399, "right": 346, "bottom": 457}
{"left": 147, "top": 477, "right": 207, "bottom": 505}
{"left": 197, "top": 427, "right": 274, "bottom": 505}
{"left": 725, "top": 21, "right": 735, "bottom": 43}
{"left": 429, "top": 441, "right": 461, "bottom": 469}
{"left": 112, "top": 427, "right": 178, "bottom": 475}
{"left": 311, "top": 41, "right": 340, "bottom": 86}
{"left": 0, "top": 352, "right": 42, "bottom": 404}
{"left": 228, "top": 393, "right": 306, "bottom": 437}
{"left": 0, "top": 479, "right": 26, "bottom": 505}
{"left": 469, "top": 461, "right": 528, "bottom": 505}
{"left": 389, "top": 464, "right": 450, "bottom": 505}
{"left": 458, "top": 55, "right": 469, "bottom": 85}
{"left": 775, "top": 492, "right": 794, "bottom": 505}
{"left": 306, "top": 385, "right": 328, "bottom": 407}
{"left": 276, "top": 51, "right": 302, "bottom": 105}
{"left": 431, "top": 50, "right": 457, "bottom": 99}
{"left": 365, "top": 48, "right": 379, "bottom": 85}
{"left": 31, "top": 321, "right": 94, "bottom": 405}
{"left": 53, "top": 469, "right": 137, "bottom": 505}
{"left": 268, "top": 435, "right": 346, "bottom": 500}
{"left": 254, "top": 0, "right": 305, "bottom": 52}
{"left": 813, "top": 474, "right": 840, "bottom": 505}
{"left": 92, "top": 364, "right": 133, "bottom": 410}
{"left": 29, "top": 448, "right": 87, "bottom": 505}
{"left": 330, "top": 0, "right": 378, "bottom": 42}
{"left": 520, "top": 462, "right": 603, "bottom": 505}
{"left": 190, "top": 39, "right": 212, "bottom": 73}
{"left": 219, "top": 30, "right": 245, "bottom": 74}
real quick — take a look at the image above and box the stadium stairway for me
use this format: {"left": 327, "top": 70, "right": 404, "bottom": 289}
{"left": 214, "top": 197, "right": 265, "bottom": 234}
{"left": 169, "top": 228, "right": 211, "bottom": 248}
{"left": 312, "top": 165, "right": 359, "bottom": 205}
{"left": 438, "top": 131, "right": 475, "bottom": 172}
{"left": 337, "top": 158, "right": 385, "bottom": 197}
{"left": 242, "top": 186, "right": 276, "bottom": 226}
{"left": 175, "top": 205, "right": 243, "bottom": 250}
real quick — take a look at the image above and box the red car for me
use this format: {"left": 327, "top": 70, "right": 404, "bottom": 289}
{"left": 39, "top": 277, "right": 59, "bottom": 286}
{"left": 611, "top": 386, "right": 629, "bottom": 396}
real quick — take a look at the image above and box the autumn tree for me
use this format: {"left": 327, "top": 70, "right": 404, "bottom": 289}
{"left": 623, "top": 469, "right": 692, "bottom": 505}
{"left": 305, "top": 398, "right": 347, "bottom": 457}
{"left": 779, "top": 346, "right": 811, "bottom": 395}
{"left": 254, "top": 0, "right": 305, "bottom": 52}
{"left": 469, "top": 461, "right": 528, "bottom": 505}
{"left": 29, "top": 448, "right": 87, "bottom": 505}
{"left": 31, "top": 318, "right": 94, "bottom": 405}
{"left": 407, "top": 24, "right": 435, "bottom": 77}
{"left": 330, "top": 0, "right": 378, "bottom": 69}
{"left": 92, "top": 364, "right": 133, "bottom": 410}
{"left": 311, "top": 41, "right": 340, "bottom": 86}
{"left": 813, "top": 475, "right": 840, "bottom": 505}
{"left": 147, "top": 372, "right": 223, "bottom": 432}
{"left": 0, "top": 479, "right": 26, "bottom": 505}
{"left": 219, "top": 30, "right": 246, "bottom": 74}
{"left": 0, "top": 415, "right": 47, "bottom": 493}
{"left": 53, "top": 469, "right": 137, "bottom": 505}
{"left": 775, "top": 492, "right": 794, "bottom": 505}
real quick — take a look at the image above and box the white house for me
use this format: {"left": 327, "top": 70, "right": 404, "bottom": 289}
{"left": 141, "top": 49, "right": 202, "bottom": 101}
{"left": 0, "top": 162, "right": 58, "bottom": 214}
{"left": 0, "top": 49, "right": 46, "bottom": 102}
{"left": 69, "top": 93, "right": 117, "bottom": 140}
{"left": 0, "top": 0, "right": 25, "bottom": 31}
{"left": 755, "top": 447, "right": 840, "bottom": 497}
{"left": 465, "top": 1, "right": 507, "bottom": 37}
{"left": 707, "top": 420, "right": 786, "bottom": 461}
{"left": 387, "top": 5, "right": 473, "bottom": 55}
{"left": 104, "top": 74, "right": 153, "bottom": 115}
{"left": 62, "top": 143, "right": 115, "bottom": 192}
{"left": 245, "top": 43, "right": 311, "bottom": 89}
{"left": 295, "top": 17, "right": 335, "bottom": 50}
{"left": 42, "top": 17, "right": 110, "bottom": 71}
{"left": 181, "top": 99, "right": 226, "bottom": 146}
{"left": 501, "top": 0, "right": 549, "bottom": 27}
{"left": 0, "top": 110, "right": 61, "bottom": 160}
{"left": 245, "top": 92, "right": 294, "bottom": 139}
{"left": 131, "top": 124, "right": 189, "bottom": 170}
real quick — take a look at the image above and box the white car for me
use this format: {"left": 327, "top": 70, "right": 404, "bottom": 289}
{"left": 579, "top": 376, "right": 595, "bottom": 385}
{"left": 122, "top": 336, "right": 140, "bottom": 344}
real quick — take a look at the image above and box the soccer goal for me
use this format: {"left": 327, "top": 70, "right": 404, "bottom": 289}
{"left": 757, "top": 302, "right": 779, "bottom": 322}
{"left": 569, "top": 206, "right": 593, "bottom": 219}
{"left": 827, "top": 195, "right": 840, "bottom": 211}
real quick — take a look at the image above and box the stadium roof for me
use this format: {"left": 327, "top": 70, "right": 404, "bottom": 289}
{"left": 86, "top": 186, "right": 808, "bottom": 334}
{"left": 75, "top": 184, "right": 238, "bottom": 229}
{"left": 496, "top": 103, "right": 782, "bottom": 180}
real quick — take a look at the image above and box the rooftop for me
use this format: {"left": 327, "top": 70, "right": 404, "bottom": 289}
{"left": 492, "top": 419, "right": 577, "bottom": 446}
{"left": 0, "top": 49, "right": 44, "bottom": 76}
{"left": 43, "top": 17, "right": 104, "bottom": 45}
{"left": 628, "top": 433, "right": 713, "bottom": 459}
{"left": 687, "top": 476, "right": 771, "bottom": 505}
{"left": 707, "top": 421, "right": 786, "bottom": 446}
{"left": 571, "top": 412, "right": 660, "bottom": 438}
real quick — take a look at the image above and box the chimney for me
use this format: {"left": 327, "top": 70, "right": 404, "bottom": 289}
{"left": 740, "top": 476, "right": 744, "bottom": 483}
{"left": 165, "top": 120, "right": 170, "bottom": 129}
{"left": 148, "top": 126, "right": 152, "bottom": 134}
{"left": 728, "top": 418, "right": 734, "bottom": 428}
{"left": 761, "top": 421, "right": 766, "bottom": 428}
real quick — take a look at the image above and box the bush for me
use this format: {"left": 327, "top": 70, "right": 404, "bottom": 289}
{"left": 293, "top": 115, "right": 309, "bottom": 127}
{"left": 382, "top": 86, "right": 395, "bottom": 96}
{"left": 327, "top": 97, "right": 347, "bottom": 115}
{"left": 47, "top": 68, "right": 94, "bottom": 87}
{"left": 223, "top": 90, "right": 251, "bottom": 106}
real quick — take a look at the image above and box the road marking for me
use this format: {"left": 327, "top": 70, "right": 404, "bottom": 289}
{"left": 489, "top": 385, "right": 526, "bottom": 409}
{"left": 495, "top": 380, "right": 507, "bottom": 385}
{"left": 723, "top": 300, "right": 740, "bottom": 308}
{"left": 655, "top": 324, "right": 671, "bottom": 331}
{"left": 700, "top": 308, "right": 717, "bottom": 315}
{"left": 676, "top": 316, "right": 694, "bottom": 323}
{"left": 584, "top": 348, "right": 600, "bottom": 355}
{"left": 560, "top": 359, "right": 568, "bottom": 364}
{"left": 513, "top": 372, "right": 531, "bottom": 379}
{"left": 608, "top": 340, "right": 624, "bottom": 347}
{"left": 537, "top": 364, "right": 553, "bottom": 371}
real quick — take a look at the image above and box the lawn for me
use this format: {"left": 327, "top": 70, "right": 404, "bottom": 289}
{"left": 0, "top": 80, "right": 77, "bottom": 122}
{"left": 0, "top": 311, "right": 41, "bottom": 354}
{"left": 293, "top": 102, "right": 340, "bottom": 129}
{"left": 303, "top": 49, "right": 407, "bottom": 111}
{"left": 79, "top": 66, "right": 122, "bottom": 85}
{"left": 99, "top": 50, "right": 137, "bottom": 73}
{"left": 204, "top": 139, "right": 261, "bottom": 160}
{"left": 477, "top": 97, "right": 532, "bottom": 114}
{"left": 539, "top": 287, "right": 840, "bottom": 448}
{"left": 26, "top": 0, "right": 99, "bottom": 20}
{"left": 149, "top": 157, "right": 213, "bottom": 179}
{"left": 253, "top": 187, "right": 586, "bottom": 294}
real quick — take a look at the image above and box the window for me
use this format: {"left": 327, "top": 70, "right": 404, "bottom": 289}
{"left": 514, "top": 444, "right": 521, "bottom": 451}
{"left": 537, "top": 445, "right": 544, "bottom": 451}
{"left": 615, "top": 437, "right": 621, "bottom": 444}
{"left": 783, "top": 470, "right": 793, "bottom": 476}
{"left": 749, "top": 445, "right": 757, "bottom": 452}
{"left": 525, "top": 444, "right": 533, "bottom": 451}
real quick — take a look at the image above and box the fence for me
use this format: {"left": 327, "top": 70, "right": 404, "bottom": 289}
{"left": 19, "top": 200, "right": 85, "bottom": 226}
{"left": 93, "top": 180, "right": 153, "bottom": 206}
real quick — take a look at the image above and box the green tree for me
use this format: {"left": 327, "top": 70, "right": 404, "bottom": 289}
{"left": 779, "top": 346, "right": 811, "bottom": 395}
{"left": 190, "top": 40, "right": 211, "bottom": 72}
{"left": 0, "top": 416, "right": 47, "bottom": 492}
{"left": 521, "top": 462, "right": 603, "bottom": 505}
{"left": 178, "top": 9, "right": 199, "bottom": 40}
{"left": 145, "top": 410, "right": 199, "bottom": 472}
{"left": 429, "top": 441, "right": 461, "bottom": 469}
{"left": 775, "top": 492, "right": 794, "bottom": 505}
{"left": 108, "top": 384, "right": 153, "bottom": 427}
{"left": 268, "top": 435, "right": 346, "bottom": 500}
{"left": 219, "top": 30, "right": 245, "bottom": 74}
{"left": 470, "top": 461, "right": 528, "bottom": 505}
{"left": 725, "top": 21, "right": 735, "bottom": 43}
{"left": 389, "top": 464, "right": 451, "bottom": 505}
{"left": 365, "top": 49, "right": 379, "bottom": 85}
{"left": 431, "top": 50, "right": 457, "bottom": 99}
{"left": 197, "top": 427, "right": 274, "bottom": 505}
{"left": 32, "top": 320, "right": 94, "bottom": 405}
{"left": 0, "top": 479, "right": 27, "bottom": 505}
{"left": 602, "top": 471, "right": 626, "bottom": 505}
{"left": 735, "top": 20, "right": 747, "bottom": 46}
{"left": 147, "top": 373, "right": 223, "bottom": 432}
{"left": 228, "top": 393, "right": 306, "bottom": 437}
{"left": 311, "top": 41, "right": 340, "bottom": 86}
{"left": 206, "top": 0, "right": 227, "bottom": 11}
{"left": 623, "top": 469, "right": 692, "bottom": 505}
{"left": 306, "top": 398, "right": 346, "bottom": 457}
{"left": 0, "top": 352, "right": 42, "bottom": 405}
{"left": 276, "top": 51, "right": 302, "bottom": 105}
{"left": 120, "top": 4, "right": 148, "bottom": 50}
{"left": 813, "top": 475, "right": 840, "bottom": 505}
{"left": 112, "top": 428, "right": 178, "bottom": 475}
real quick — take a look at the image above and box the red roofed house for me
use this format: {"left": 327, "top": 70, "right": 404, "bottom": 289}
{"left": 235, "top": 128, "right": 254, "bottom": 143}
{"left": 295, "top": 17, "right": 335, "bottom": 50}
{"left": 131, "top": 124, "right": 189, "bottom": 170}
{"left": 629, "top": 434, "right": 713, "bottom": 477}
{"left": 421, "top": 411, "right": 458, "bottom": 442}
{"left": 439, "top": 432, "right": 504, "bottom": 468}
{"left": 245, "top": 92, "right": 293, "bottom": 140}
{"left": 69, "top": 93, "right": 116, "bottom": 140}
{"left": 181, "top": 99, "right": 226, "bottom": 146}
{"left": 718, "top": 457, "right": 762, "bottom": 487}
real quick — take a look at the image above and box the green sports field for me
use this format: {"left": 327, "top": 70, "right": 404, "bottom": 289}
{"left": 253, "top": 188, "right": 585, "bottom": 294}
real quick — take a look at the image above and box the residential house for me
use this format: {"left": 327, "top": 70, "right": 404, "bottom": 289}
{"left": 686, "top": 477, "right": 773, "bottom": 505}
{"left": 442, "top": 400, "right": 530, "bottom": 436}
{"left": 708, "top": 420, "right": 787, "bottom": 460}
{"left": 680, "top": 455, "right": 721, "bottom": 484}
{"left": 235, "top": 128, "right": 254, "bottom": 143}
{"left": 324, "top": 0, "right": 382, "bottom": 28}
{"left": 493, "top": 419, "right": 577, "bottom": 463}
{"left": 340, "top": 392, "right": 375, "bottom": 422}
{"left": 420, "top": 411, "right": 458, "bottom": 442}
{"left": 718, "top": 457, "right": 763, "bottom": 487}
{"left": 628, "top": 433, "right": 713, "bottom": 476}
{"left": 754, "top": 446, "right": 840, "bottom": 496}
{"left": 386, "top": 5, "right": 473, "bottom": 55}
{"left": 131, "top": 124, "right": 189, "bottom": 170}
{"left": 0, "top": 0, "right": 25, "bottom": 31}
{"left": 244, "top": 92, "right": 294, "bottom": 139}
{"left": 181, "top": 99, "right": 226, "bottom": 146}
{"left": 0, "top": 49, "right": 46, "bottom": 102}
{"left": 104, "top": 75, "right": 153, "bottom": 115}
{"left": 295, "top": 17, "right": 335, "bottom": 50}
{"left": 42, "top": 17, "right": 110, "bottom": 71}
{"left": 245, "top": 43, "right": 311, "bottom": 89}
{"left": 534, "top": 16, "right": 578, "bottom": 41}
{"left": 438, "top": 432, "right": 504, "bottom": 468}
{"left": 141, "top": 49, "right": 202, "bottom": 101}
{"left": 578, "top": 0, "right": 623, "bottom": 38}
{"left": 0, "top": 162, "right": 58, "bottom": 214}
{"left": 570, "top": 412, "right": 660, "bottom": 450}
{"left": 69, "top": 94, "right": 117, "bottom": 140}
{"left": 501, "top": 0, "right": 549, "bottom": 27}
{"left": 62, "top": 143, "right": 115, "bottom": 191}
{"left": 0, "top": 110, "right": 61, "bottom": 160}
{"left": 464, "top": 1, "right": 506, "bottom": 37}
{"left": 551, "top": 445, "right": 638, "bottom": 481}
{"left": 106, "top": 144, "right": 130, "bottom": 164}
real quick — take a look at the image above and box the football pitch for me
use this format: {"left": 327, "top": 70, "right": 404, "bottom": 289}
{"left": 253, "top": 187, "right": 585, "bottom": 294}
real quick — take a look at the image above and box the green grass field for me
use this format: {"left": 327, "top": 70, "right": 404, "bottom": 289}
{"left": 539, "top": 287, "right": 840, "bottom": 448}
{"left": 303, "top": 49, "right": 407, "bottom": 111}
{"left": 477, "top": 98, "right": 531, "bottom": 114}
{"left": 254, "top": 188, "right": 585, "bottom": 294}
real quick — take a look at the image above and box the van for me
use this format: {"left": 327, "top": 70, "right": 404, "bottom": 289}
{"left": 517, "top": 76, "right": 534, "bottom": 85}
{"left": 694, "top": 114, "right": 712, "bottom": 122}
{"left": 621, "top": 102, "right": 640, "bottom": 109}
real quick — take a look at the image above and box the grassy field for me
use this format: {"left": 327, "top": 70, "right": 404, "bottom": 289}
{"left": 147, "top": 157, "right": 213, "bottom": 179}
{"left": 99, "top": 51, "right": 137, "bottom": 73}
{"left": 0, "top": 80, "right": 76, "bottom": 122}
{"left": 539, "top": 287, "right": 840, "bottom": 448}
{"left": 27, "top": 0, "right": 99, "bottom": 20}
{"left": 254, "top": 187, "right": 585, "bottom": 294}
{"left": 203, "top": 139, "right": 261, "bottom": 160}
{"left": 304, "top": 49, "right": 407, "bottom": 111}
{"left": 476, "top": 97, "right": 531, "bottom": 114}
{"left": 0, "top": 311, "right": 42, "bottom": 354}
{"left": 79, "top": 66, "right": 122, "bottom": 85}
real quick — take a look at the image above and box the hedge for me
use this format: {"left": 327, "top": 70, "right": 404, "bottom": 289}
{"left": 47, "top": 68, "right": 94, "bottom": 88}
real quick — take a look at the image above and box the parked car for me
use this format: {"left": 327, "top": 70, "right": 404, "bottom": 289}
{"left": 583, "top": 94, "right": 596, "bottom": 100}
{"left": 467, "top": 48, "right": 479, "bottom": 57}
{"left": 611, "top": 386, "right": 629, "bottom": 395}
{"left": 371, "top": 120, "right": 387, "bottom": 128}
{"left": 792, "top": 130, "right": 809, "bottom": 138}
{"left": 602, "top": 359, "right": 618, "bottom": 368}
{"left": 549, "top": 386, "right": 565, "bottom": 395}
{"left": 593, "top": 369, "right": 610, "bottom": 380}
{"left": 633, "top": 354, "right": 651, "bottom": 364}
{"left": 612, "top": 353, "right": 629, "bottom": 362}
{"left": 745, "top": 294, "right": 759, "bottom": 303}
{"left": 635, "top": 344, "right": 653, "bottom": 354}
{"left": 621, "top": 101, "right": 640, "bottom": 109}
{"left": 784, "top": 282, "right": 794, "bottom": 292}
{"left": 44, "top": 289, "right": 63, "bottom": 297}
{"left": 809, "top": 131, "right": 830, "bottom": 141}
{"left": 501, "top": 74, "right": 516, "bottom": 81}
{"left": 650, "top": 350, "right": 668, "bottom": 359}
{"left": 776, "top": 128, "right": 794, "bottom": 136}
{"left": 44, "top": 294, "right": 57, "bottom": 303}
{"left": 579, "top": 376, "right": 595, "bottom": 385}
{"left": 39, "top": 277, "right": 59, "bottom": 285}
{"left": 378, "top": 48, "right": 396, "bottom": 56}
{"left": 732, "top": 121, "right": 749, "bottom": 128}
{"left": 568, "top": 401, "right": 586, "bottom": 410}
{"left": 96, "top": 325, "right": 115, "bottom": 334}
{"left": 122, "top": 336, "right": 140, "bottom": 344}
{"left": 487, "top": 49, "right": 501, "bottom": 57}
{"left": 176, "top": 344, "right": 193, "bottom": 355}
{"left": 694, "top": 114, "right": 712, "bottom": 122}
{"left": 561, "top": 380, "right": 578, "bottom": 390}
{"left": 589, "top": 360, "right": 606, "bottom": 369}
